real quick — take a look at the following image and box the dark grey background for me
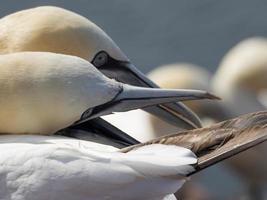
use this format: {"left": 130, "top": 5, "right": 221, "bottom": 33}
{"left": 1, "top": 0, "right": 267, "bottom": 73}
{"left": 1, "top": 1, "right": 267, "bottom": 199}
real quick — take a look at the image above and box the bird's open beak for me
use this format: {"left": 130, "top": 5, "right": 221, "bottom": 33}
{"left": 77, "top": 83, "right": 219, "bottom": 125}
{"left": 98, "top": 61, "right": 219, "bottom": 129}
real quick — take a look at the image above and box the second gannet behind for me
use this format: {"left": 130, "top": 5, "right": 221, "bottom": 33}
{"left": 212, "top": 37, "right": 267, "bottom": 199}
{"left": 147, "top": 63, "right": 226, "bottom": 138}
{"left": 0, "top": 6, "right": 202, "bottom": 130}
{"left": 212, "top": 37, "right": 267, "bottom": 116}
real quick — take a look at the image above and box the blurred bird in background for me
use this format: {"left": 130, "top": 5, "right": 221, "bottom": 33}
{"left": 146, "top": 37, "right": 267, "bottom": 199}
{"left": 147, "top": 63, "right": 226, "bottom": 199}
{"left": 213, "top": 37, "right": 267, "bottom": 199}
{"left": 148, "top": 63, "right": 227, "bottom": 134}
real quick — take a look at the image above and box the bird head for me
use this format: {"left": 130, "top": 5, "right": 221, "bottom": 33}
{"left": 212, "top": 37, "right": 267, "bottom": 115}
{"left": 148, "top": 63, "right": 226, "bottom": 136}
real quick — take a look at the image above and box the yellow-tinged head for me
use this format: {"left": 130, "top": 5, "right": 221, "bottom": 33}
{"left": 148, "top": 63, "right": 212, "bottom": 111}
{"left": 147, "top": 63, "right": 221, "bottom": 136}
{"left": 213, "top": 37, "right": 267, "bottom": 98}
{"left": 0, "top": 6, "right": 128, "bottom": 62}
{"left": 0, "top": 52, "right": 119, "bottom": 135}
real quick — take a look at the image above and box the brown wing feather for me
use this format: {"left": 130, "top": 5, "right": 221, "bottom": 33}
{"left": 121, "top": 111, "right": 267, "bottom": 176}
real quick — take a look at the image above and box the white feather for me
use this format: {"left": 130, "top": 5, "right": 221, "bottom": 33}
{"left": 0, "top": 135, "right": 196, "bottom": 200}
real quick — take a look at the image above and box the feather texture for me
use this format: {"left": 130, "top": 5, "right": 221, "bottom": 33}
{"left": 0, "top": 135, "right": 196, "bottom": 200}
{"left": 121, "top": 111, "right": 267, "bottom": 175}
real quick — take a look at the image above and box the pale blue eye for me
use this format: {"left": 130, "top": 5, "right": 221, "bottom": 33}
{"left": 94, "top": 52, "right": 108, "bottom": 67}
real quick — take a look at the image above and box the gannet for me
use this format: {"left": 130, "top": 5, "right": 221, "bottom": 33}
{"left": 212, "top": 37, "right": 267, "bottom": 199}
{"left": 1, "top": 110, "right": 266, "bottom": 200}
{"left": 212, "top": 37, "right": 267, "bottom": 115}
{"left": 0, "top": 6, "right": 202, "bottom": 130}
{"left": 147, "top": 63, "right": 227, "bottom": 138}
{"left": 0, "top": 52, "right": 215, "bottom": 142}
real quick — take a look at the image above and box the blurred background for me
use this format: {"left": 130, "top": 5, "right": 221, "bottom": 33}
{"left": 1, "top": 0, "right": 267, "bottom": 199}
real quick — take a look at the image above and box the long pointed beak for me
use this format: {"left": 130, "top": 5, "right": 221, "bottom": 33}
{"left": 77, "top": 83, "right": 218, "bottom": 124}
{"left": 99, "top": 61, "right": 215, "bottom": 129}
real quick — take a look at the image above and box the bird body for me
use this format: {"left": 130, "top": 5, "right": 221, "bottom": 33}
{"left": 0, "top": 135, "right": 196, "bottom": 200}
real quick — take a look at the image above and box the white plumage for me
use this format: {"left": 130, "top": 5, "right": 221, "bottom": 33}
{"left": 0, "top": 135, "right": 196, "bottom": 200}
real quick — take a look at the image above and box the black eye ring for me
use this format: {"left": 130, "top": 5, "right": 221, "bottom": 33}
{"left": 92, "top": 51, "right": 108, "bottom": 67}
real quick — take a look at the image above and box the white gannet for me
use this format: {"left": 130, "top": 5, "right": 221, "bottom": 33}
{"left": 0, "top": 52, "right": 215, "bottom": 141}
{"left": 0, "top": 6, "right": 202, "bottom": 130}
{"left": 1, "top": 110, "right": 266, "bottom": 200}
{"left": 212, "top": 37, "right": 267, "bottom": 199}
{"left": 212, "top": 37, "right": 267, "bottom": 115}
{"left": 147, "top": 63, "right": 226, "bottom": 138}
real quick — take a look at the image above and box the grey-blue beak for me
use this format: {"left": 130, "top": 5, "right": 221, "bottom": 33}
{"left": 98, "top": 60, "right": 219, "bottom": 129}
